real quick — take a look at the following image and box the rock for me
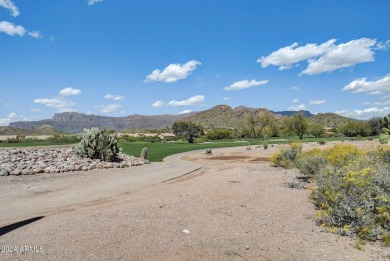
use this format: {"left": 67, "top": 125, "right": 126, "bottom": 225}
{"left": 22, "top": 169, "right": 33, "bottom": 175}
{"left": 95, "top": 163, "right": 103, "bottom": 169}
{"left": 73, "top": 165, "right": 82, "bottom": 171}
{"left": 104, "top": 163, "right": 113, "bottom": 169}
{"left": 0, "top": 169, "right": 10, "bottom": 176}
{"left": 0, "top": 148, "right": 148, "bottom": 176}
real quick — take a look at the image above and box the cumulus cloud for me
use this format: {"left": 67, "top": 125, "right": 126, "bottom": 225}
{"left": 152, "top": 101, "right": 165, "bottom": 107}
{"left": 288, "top": 104, "right": 306, "bottom": 111}
{"left": 7, "top": 112, "right": 17, "bottom": 118}
{"left": 302, "top": 38, "right": 376, "bottom": 75}
{"left": 224, "top": 79, "right": 269, "bottom": 91}
{"left": 223, "top": 97, "right": 231, "bottom": 101}
{"left": 258, "top": 39, "right": 335, "bottom": 69}
{"left": 292, "top": 99, "right": 299, "bottom": 103}
{"left": 290, "top": 86, "right": 299, "bottom": 90}
{"left": 342, "top": 75, "right": 390, "bottom": 95}
{"left": 87, "top": 0, "right": 103, "bottom": 5}
{"left": 30, "top": 108, "right": 40, "bottom": 112}
{"left": 101, "top": 104, "right": 122, "bottom": 114}
{"left": 0, "top": 21, "right": 25, "bottom": 36}
{"left": 0, "top": 0, "right": 19, "bottom": 17}
{"left": 167, "top": 95, "right": 205, "bottom": 107}
{"left": 59, "top": 87, "right": 82, "bottom": 96}
{"left": 145, "top": 60, "right": 201, "bottom": 83}
{"left": 33, "top": 98, "right": 76, "bottom": 112}
{"left": 28, "top": 31, "right": 41, "bottom": 39}
{"left": 336, "top": 107, "right": 390, "bottom": 119}
{"left": 105, "top": 94, "right": 124, "bottom": 100}
{"left": 258, "top": 38, "right": 378, "bottom": 75}
{"left": 179, "top": 110, "right": 192, "bottom": 114}
{"left": 310, "top": 100, "right": 326, "bottom": 105}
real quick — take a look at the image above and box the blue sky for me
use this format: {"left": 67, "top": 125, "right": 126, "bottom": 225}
{"left": 0, "top": 0, "right": 390, "bottom": 125}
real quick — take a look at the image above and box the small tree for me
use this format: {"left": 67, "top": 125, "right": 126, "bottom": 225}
{"left": 288, "top": 112, "right": 308, "bottom": 139}
{"left": 74, "top": 127, "right": 120, "bottom": 162}
{"left": 172, "top": 121, "right": 204, "bottom": 143}
{"left": 245, "top": 110, "right": 276, "bottom": 140}
{"left": 308, "top": 123, "right": 325, "bottom": 138}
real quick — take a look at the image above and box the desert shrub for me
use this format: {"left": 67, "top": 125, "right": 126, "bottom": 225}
{"left": 318, "top": 140, "right": 327, "bottom": 145}
{"left": 271, "top": 143, "right": 302, "bottom": 168}
{"left": 47, "top": 134, "right": 79, "bottom": 143}
{"left": 273, "top": 143, "right": 390, "bottom": 242}
{"left": 312, "top": 158, "right": 390, "bottom": 241}
{"left": 6, "top": 137, "right": 20, "bottom": 143}
{"left": 205, "top": 128, "right": 232, "bottom": 140}
{"left": 322, "top": 144, "right": 364, "bottom": 168}
{"left": 74, "top": 128, "right": 120, "bottom": 162}
{"left": 295, "top": 150, "right": 329, "bottom": 177}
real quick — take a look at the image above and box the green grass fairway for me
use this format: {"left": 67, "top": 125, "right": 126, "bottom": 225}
{"left": 0, "top": 136, "right": 378, "bottom": 162}
{"left": 118, "top": 140, "right": 261, "bottom": 162}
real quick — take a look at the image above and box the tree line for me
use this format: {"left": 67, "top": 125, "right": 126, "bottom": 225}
{"left": 171, "top": 112, "right": 384, "bottom": 143}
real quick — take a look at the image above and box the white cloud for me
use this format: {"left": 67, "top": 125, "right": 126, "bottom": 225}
{"left": 167, "top": 95, "right": 205, "bottom": 107}
{"left": 302, "top": 38, "right": 376, "bottom": 75}
{"left": 258, "top": 39, "right": 336, "bottom": 69}
{"left": 258, "top": 38, "right": 378, "bottom": 75}
{"left": 373, "top": 100, "right": 390, "bottom": 106}
{"left": 0, "top": 0, "right": 20, "bottom": 17}
{"left": 342, "top": 75, "right": 390, "bottom": 95}
{"left": 87, "top": 0, "right": 103, "bottom": 5}
{"left": 33, "top": 98, "right": 76, "bottom": 112}
{"left": 28, "top": 31, "right": 41, "bottom": 39}
{"left": 30, "top": 108, "right": 40, "bottom": 112}
{"left": 120, "top": 110, "right": 126, "bottom": 114}
{"left": 59, "top": 87, "right": 82, "bottom": 96}
{"left": 310, "top": 100, "right": 326, "bottom": 105}
{"left": 336, "top": 107, "right": 390, "bottom": 119}
{"left": 179, "top": 110, "right": 192, "bottom": 114}
{"left": 376, "top": 40, "right": 390, "bottom": 50}
{"left": 152, "top": 101, "right": 165, "bottom": 107}
{"left": 290, "top": 86, "right": 299, "bottom": 90}
{"left": 7, "top": 112, "right": 16, "bottom": 118}
{"left": 145, "top": 60, "right": 201, "bottom": 83}
{"left": 101, "top": 104, "right": 122, "bottom": 114}
{"left": 223, "top": 97, "right": 231, "bottom": 101}
{"left": 0, "top": 21, "right": 25, "bottom": 36}
{"left": 0, "top": 117, "right": 11, "bottom": 125}
{"left": 292, "top": 99, "right": 299, "bottom": 103}
{"left": 288, "top": 104, "right": 306, "bottom": 111}
{"left": 105, "top": 94, "right": 124, "bottom": 100}
{"left": 224, "top": 79, "right": 269, "bottom": 91}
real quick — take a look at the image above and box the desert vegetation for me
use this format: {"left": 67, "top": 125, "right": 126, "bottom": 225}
{"left": 272, "top": 137, "right": 390, "bottom": 245}
{"left": 74, "top": 128, "right": 120, "bottom": 162}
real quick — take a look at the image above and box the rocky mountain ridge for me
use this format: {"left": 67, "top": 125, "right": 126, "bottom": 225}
{"left": 9, "top": 105, "right": 349, "bottom": 133}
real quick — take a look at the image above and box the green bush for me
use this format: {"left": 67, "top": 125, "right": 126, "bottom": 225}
{"left": 74, "top": 128, "right": 120, "bottom": 162}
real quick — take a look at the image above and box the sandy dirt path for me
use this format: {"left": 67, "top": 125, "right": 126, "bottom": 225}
{"left": 0, "top": 141, "right": 388, "bottom": 260}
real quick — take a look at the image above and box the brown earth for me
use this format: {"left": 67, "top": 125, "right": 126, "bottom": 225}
{"left": 0, "top": 140, "right": 389, "bottom": 260}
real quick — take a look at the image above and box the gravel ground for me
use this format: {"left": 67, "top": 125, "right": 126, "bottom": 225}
{"left": 0, "top": 141, "right": 389, "bottom": 260}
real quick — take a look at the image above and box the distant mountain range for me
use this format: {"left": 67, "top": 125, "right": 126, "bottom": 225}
{"left": 9, "top": 105, "right": 354, "bottom": 133}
